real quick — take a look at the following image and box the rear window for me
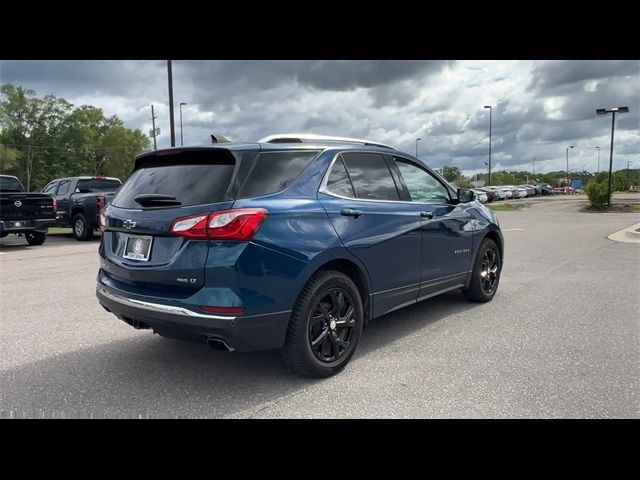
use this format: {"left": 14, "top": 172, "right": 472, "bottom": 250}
{"left": 112, "top": 151, "right": 235, "bottom": 209}
{"left": 239, "top": 150, "right": 319, "bottom": 198}
{"left": 76, "top": 178, "right": 122, "bottom": 192}
{"left": 0, "top": 176, "right": 24, "bottom": 192}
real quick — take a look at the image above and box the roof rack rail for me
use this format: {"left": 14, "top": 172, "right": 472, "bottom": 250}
{"left": 257, "top": 133, "right": 395, "bottom": 150}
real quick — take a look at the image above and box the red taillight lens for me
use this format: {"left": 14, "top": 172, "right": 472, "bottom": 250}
{"left": 96, "top": 196, "right": 105, "bottom": 211}
{"left": 170, "top": 208, "right": 269, "bottom": 241}
{"left": 199, "top": 305, "right": 246, "bottom": 315}
{"left": 52, "top": 196, "right": 57, "bottom": 213}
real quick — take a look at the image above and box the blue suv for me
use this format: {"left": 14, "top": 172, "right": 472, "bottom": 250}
{"left": 96, "top": 134, "right": 503, "bottom": 377}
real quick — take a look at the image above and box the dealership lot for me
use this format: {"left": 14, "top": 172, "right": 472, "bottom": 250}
{"left": 1, "top": 200, "right": 639, "bottom": 418}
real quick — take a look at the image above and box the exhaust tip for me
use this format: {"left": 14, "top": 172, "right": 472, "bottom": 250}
{"left": 206, "top": 337, "right": 234, "bottom": 352}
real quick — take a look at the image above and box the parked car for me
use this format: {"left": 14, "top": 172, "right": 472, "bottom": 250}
{"left": 96, "top": 134, "right": 504, "bottom": 378}
{"left": 518, "top": 185, "right": 535, "bottom": 197}
{"left": 0, "top": 175, "right": 56, "bottom": 245}
{"left": 478, "top": 188, "right": 496, "bottom": 202}
{"left": 505, "top": 186, "right": 527, "bottom": 199}
{"left": 537, "top": 184, "right": 553, "bottom": 195}
{"left": 472, "top": 189, "right": 488, "bottom": 203}
{"left": 42, "top": 176, "right": 121, "bottom": 240}
{"left": 486, "top": 186, "right": 510, "bottom": 200}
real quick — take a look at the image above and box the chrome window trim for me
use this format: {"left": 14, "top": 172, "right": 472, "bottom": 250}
{"left": 318, "top": 151, "right": 452, "bottom": 206}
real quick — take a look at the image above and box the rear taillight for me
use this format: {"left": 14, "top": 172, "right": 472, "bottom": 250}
{"left": 96, "top": 196, "right": 105, "bottom": 211}
{"left": 169, "top": 208, "right": 269, "bottom": 241}
{"left": 99, "top": 210, "right": 107, "bottom": 231}
{"left": 52, "top": 196, "right": 57, "bottom": 213}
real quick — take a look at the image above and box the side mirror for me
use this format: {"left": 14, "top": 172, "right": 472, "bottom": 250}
{"left": 457, "top": 188, "right": 475, "bottom": 203}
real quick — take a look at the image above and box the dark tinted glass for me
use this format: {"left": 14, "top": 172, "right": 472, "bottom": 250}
{"left": 76, "top": 179, "right": 122, "bottom": 192}
{"left": 0, "top": 176, "right": 24, "bottom": 192}
{"left": 57, "top": 180, "right": 70, "bottom": 195}
{"left": 239, "top": 151, "right": 319, "bottom": 198}
{"left": 395, "top": 160, "right": 449, "bottom": 203}
{"left": 325, "top": 158, "right": 355, "bottom": 198}
{"left": 112, "top": 154, "right": 235, "bottom": 208}
{"left": 341, "top": 153, "right": 399, "bottom": 201}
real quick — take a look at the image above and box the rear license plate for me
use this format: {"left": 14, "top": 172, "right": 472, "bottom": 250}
{"left": 123, "top": 235, "right": 153, "bottom": 262}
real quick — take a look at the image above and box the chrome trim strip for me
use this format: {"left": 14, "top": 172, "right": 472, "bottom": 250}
{"left": 318, "top": 151, "right": 452, "bottom": 206}
{"left": 97, "top": 288, "right": 237, "bottom": 320}
{"left": 372, "top": 282, "right": 421, "bottom": 296}
{"left": 372, "top": 272, "right": 471, "bottom": 296}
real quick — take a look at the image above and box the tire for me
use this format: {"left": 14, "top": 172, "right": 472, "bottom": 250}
{"left": 25, "top": 231, "right": 46, "bottom": 246}
{"left": 462, "top": 238, "right": 502, "bottom": 303}
{"left": 72, "top": 213, "right": 92, "bottom": 241}
{"left": 281, "top": 270, "right": 364, "bottom": 378}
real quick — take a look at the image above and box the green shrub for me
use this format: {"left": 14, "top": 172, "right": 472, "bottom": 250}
{"left": 584, "top": 180, "right": 609, "bottom": 208}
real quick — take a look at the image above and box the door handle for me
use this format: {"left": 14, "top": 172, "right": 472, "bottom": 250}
{"left": 340, "top": 208, "right": 364, "bottom": 218}
{"left": 420, "top": 211, "right": 434, "bottom": 219}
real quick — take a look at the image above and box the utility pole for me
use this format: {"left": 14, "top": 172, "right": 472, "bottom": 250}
{"left": 150, "top": 105, "right": 158, "bottom": 150}
{"left": 596, "top": 146, "right": 600, "bottom": 173}
{"left": 167, "top": 60, "right": 176, "bottom": 147}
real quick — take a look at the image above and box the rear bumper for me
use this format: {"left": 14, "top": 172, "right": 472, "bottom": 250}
{"left": 96, "top": 285, "right": 291, "bottom": 352}
{"left": 0, "top": 218, "right": 56, "bottom": 235}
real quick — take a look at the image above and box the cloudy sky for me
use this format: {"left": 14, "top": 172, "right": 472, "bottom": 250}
{"left": 1, "top": 60, "right": 638, "bottom": 175}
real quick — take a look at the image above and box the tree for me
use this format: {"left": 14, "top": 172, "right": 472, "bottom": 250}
{"left": 1, "top": 84, "right": 150, "bottom": 190}
{"left": 0, "top": 84, "right": 71, "bottom": 190}
{"left": 441, "top": 166, "right": 461, "bottom": 182}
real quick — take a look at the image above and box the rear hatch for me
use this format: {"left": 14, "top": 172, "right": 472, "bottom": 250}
{"left": 0, "top": 193, "right": 56, "bottom": 222}
{"left": 100, "top": 148, "right": 256, "bottom": 296}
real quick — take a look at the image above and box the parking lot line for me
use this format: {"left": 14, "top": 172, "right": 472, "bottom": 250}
{"left": 501, "top": 228, "right": 524, "bottom": 231}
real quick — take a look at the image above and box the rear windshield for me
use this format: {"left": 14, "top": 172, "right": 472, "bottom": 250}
{"left": 111, "top": 150, "right": 236, "bottom": 209}
{"left": 76, "top": 178, "right": 122, "bottom": 193}
{"left": 0, "top": 176, "right": 24, "bottom": 192}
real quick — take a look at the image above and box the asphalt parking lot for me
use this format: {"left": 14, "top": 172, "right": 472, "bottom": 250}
{"left": 1, "top": 196, "right": 639, "bottom": 418}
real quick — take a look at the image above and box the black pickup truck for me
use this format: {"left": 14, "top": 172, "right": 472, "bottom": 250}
{"left": 0, "top": 175, "right": 56, "bottom": 245}
{"left": 41, "top": 176, "right": 122, "bottom": 241}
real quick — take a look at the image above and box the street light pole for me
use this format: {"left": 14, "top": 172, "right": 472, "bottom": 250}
{"left": 167, "top": 60, "right": 176, "bottom": 147}
{"left": 415, "top": 138, "right": 421, "bottom": 158}
{"left": 597, "top": 106, "right": 629, "bottom": 206}
{"left": 179, "top": 102, "right": 187, "bottom": 146}
{"left": 596, "top": 146, "right": 600, "bottom": 173}
{"left": 484, "top": 105, "right": 492, "bottom": 185}
{"left": 566, "top": 145, "right": 574, "bottom": 188}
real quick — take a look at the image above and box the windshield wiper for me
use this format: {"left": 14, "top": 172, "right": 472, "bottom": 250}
{"left": 133, "top": 193, "right": 182, "bottom": 206}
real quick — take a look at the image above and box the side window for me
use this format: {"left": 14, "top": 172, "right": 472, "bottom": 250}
{"left": 341, "top": 153, "right": 400, "bottom": 201}
{"left": 42, "top": 182, "right": 58, "bottom": 195}
{"left": 56, "top": 180, "right": 70, "bottom": 196}
{"left": 239, "top": 150, "right": 319, "bottom": 198}
{"left": 395, "top": 159, "right": 450, "bottom": 203}
{"left": 324, "top": 157, "right": 355, "bottom": 198}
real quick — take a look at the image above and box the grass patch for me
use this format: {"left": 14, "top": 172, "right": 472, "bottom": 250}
{"left": 487, "top": 203, "right": 522, "bottom": 212}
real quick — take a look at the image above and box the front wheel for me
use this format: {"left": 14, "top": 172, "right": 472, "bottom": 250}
{"left": 281, "top": 270, "right": 363, "bottom": 378}
{"left": 25, "top": 231, "right": 47, "bottom": 246}
{"left": 462, "top": 238, "right": 502, "bottom": 303}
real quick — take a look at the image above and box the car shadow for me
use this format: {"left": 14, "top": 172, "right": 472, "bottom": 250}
{"left": 0, "top": 291, "right": 480, "bottom": 418}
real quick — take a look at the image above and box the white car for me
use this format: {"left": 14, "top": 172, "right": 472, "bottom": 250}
{"left": 487, "top": 187, "right": 510, "bottom": 200}
{"left": 471, "top": 189, "right": 488, "bottom": 203}
{"left": 505, "top": 186, "right": 527, "bottom": 199}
